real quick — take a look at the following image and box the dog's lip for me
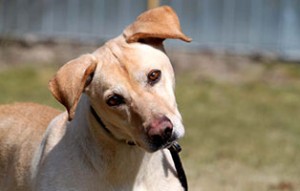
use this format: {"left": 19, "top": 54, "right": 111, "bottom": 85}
{"left": 147, "top": 135, "right": 178, "bottom": 152}
{"left": 163, "top": 136, "right": 178, "bottom": 148}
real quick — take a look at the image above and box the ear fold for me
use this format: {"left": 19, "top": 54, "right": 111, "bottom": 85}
{"left": 123, "top": 6, "right": 192, "bottom": 43}
{"left": 49, "top": 54, "right": 97, "bottom": 121}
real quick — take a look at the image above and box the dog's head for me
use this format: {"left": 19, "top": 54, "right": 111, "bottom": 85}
{"left": 49, "top": 6, "right": 191, "bottom": 152}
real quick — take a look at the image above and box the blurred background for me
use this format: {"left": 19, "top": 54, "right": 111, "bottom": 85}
{"left": 1, "top": 0, "right": 300, "bottom": 190}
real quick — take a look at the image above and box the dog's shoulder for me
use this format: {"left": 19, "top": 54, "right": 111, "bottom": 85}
{"left": 0, "top": 102, "right": 61, "bottom": 162}
{"left": 0, "top": 102, "right": 62, "bottom": 157}
{"left": 0, "top": 102, "right": 61, "bottom": 132}
{"left": 0, "top": 102, "right": 61, "bottom": 190}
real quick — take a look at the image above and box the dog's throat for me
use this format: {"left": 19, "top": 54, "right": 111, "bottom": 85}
{"left": 90, "top": 106, "right": 135, "bottom": 146}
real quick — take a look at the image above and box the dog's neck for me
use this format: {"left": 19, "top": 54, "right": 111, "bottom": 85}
{"left": 71, "top": 94, "right": 141, "bottom": 151}
{"left": 69, "top": 95, "right": 157, "bottom": 184}
{"left": 89, "top": 105, "right": 136, "bottom": 146}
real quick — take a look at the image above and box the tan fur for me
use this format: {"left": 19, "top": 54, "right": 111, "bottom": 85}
{"left": 0, "top": 6, "right": 190, "bottom": 191}
{"left": 49, "top": 54, "right": 97, "bottom": 120}
{"left": 124, "top": 6, "right": 191, "bottom": 43}
{"left": 0, "top": 103, "right": 60, "bottom": 191}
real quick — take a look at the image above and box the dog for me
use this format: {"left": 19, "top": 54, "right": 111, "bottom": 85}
{"left": 0, "top": 6, "right": 191, "bottom": 191}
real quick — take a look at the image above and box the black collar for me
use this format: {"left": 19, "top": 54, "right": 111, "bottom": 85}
{"left": 90, "top": 106, "right": 108, "bottom": 133}
{"left": 90, "top": 106, "right": 188, "bottom": 191}
{"left": 90, "top": 106, "right": 135, "bottom": 145}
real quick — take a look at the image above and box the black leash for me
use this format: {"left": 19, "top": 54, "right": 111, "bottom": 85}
{"left": 90, "top": 106, "right": 188, "bottom": 191}
{"left": 168, "top": 142, "right": 188, "bottom": 191}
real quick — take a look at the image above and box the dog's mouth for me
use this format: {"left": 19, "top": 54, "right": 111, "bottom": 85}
{"left": 145, "top": 133, "right": 178, "bottom": 152}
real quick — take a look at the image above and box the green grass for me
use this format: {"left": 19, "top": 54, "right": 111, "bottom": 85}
{"left": 176, "top": 65, "right": 300, "bottom": 190}
{"left": 0, "top": 65, "right": 62, "bottom": 109}
{"left": 1, "top": 63, "right": 300, "bottom": 190}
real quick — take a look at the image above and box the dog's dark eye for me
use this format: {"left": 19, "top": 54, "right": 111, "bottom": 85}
{"left": 106, "top": 94, "right": 125, "bottom": 107}
{"left": 147, "top": 69, "right": 161, "bottom": 85}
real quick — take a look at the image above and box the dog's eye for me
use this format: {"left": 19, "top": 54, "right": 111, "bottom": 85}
{"left": 106, "top": 94, "right": 125, "bottom": 107}
{"left": 147, "top": 69, "right": 161, "bottom": 85}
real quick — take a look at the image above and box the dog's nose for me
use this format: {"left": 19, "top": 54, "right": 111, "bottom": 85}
{"left": 147, "top": 116, "right": 173, "bottom": 143}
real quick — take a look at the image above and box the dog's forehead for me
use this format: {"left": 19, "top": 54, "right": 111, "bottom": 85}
{"left": 111, "top": 38, "right": 171, "bottom": 70}
{"left": 97, "top": 38, "right": 172, "bottom": 88}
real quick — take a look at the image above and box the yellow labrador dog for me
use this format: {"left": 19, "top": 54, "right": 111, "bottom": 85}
{"left": 0, "top": 6, "right": 191, "bottom": 191}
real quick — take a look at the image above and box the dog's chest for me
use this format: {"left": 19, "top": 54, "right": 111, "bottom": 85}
{"left": 97, "top": 150, "right": 183, "bottom": 191}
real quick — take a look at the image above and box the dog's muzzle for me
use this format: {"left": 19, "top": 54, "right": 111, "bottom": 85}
{"left": 147, "top": 116, "right": 177, "bottom": 150}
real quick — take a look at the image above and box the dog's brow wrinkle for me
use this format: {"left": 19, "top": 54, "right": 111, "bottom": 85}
{"left": 107, "top": 44, "right": 131, "bottom": 79}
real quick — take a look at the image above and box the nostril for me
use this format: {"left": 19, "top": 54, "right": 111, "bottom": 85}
{"left": 164, "top": 126, "right": 173, "bottom": 139}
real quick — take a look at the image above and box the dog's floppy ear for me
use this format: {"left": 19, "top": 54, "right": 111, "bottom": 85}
{"left": 49, "top": 54, "right": 97, "bottom": 121}
{"left": 124, "top": 6, "right": 191, "bottom": 43}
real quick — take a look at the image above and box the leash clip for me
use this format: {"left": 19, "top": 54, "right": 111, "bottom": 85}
{"left": 169, "top": 141, "right": 182, "bottom": 153}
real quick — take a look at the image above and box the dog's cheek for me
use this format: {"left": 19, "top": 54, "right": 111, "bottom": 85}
{"left": 155, "top": 71, "right": 177, "bottom": 105}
